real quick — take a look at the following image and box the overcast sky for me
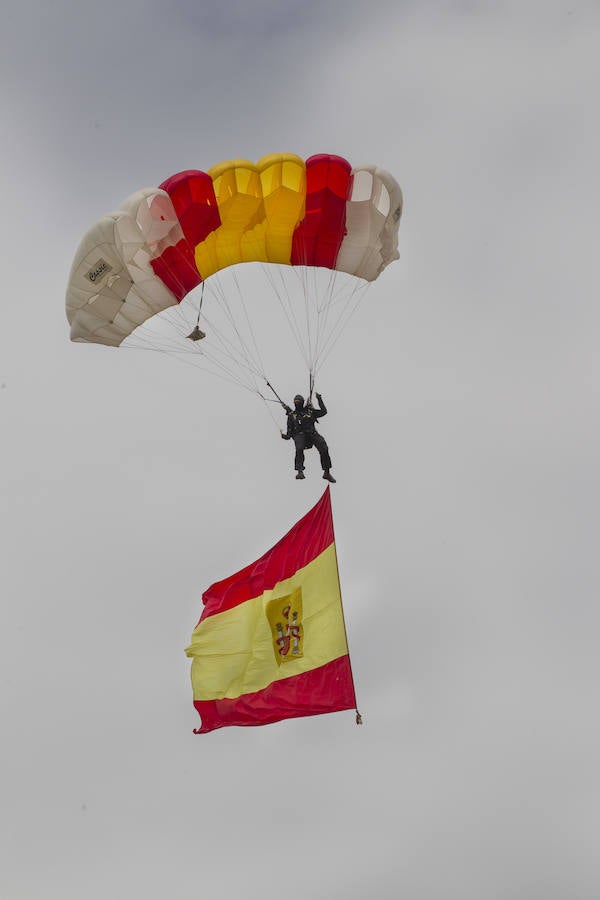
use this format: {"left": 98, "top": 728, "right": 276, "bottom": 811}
{"left": 2, "top": 1, "right": 600, "bottom": 898}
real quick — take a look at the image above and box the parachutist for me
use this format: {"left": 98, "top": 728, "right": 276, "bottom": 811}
{"left": 187, "top": 325, "right": 206, "bottom": 341}
{"left": 281, "top": 392, "right": 336, "bottom": 482}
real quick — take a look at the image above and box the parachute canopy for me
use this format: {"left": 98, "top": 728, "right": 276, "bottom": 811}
{"left": 66, "top": 153, "right": 403, "bottom": 348}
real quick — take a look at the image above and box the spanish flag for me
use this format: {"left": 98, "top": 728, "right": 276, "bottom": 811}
{"left": 185, "top": 488, "right": 358, "bottom": 733}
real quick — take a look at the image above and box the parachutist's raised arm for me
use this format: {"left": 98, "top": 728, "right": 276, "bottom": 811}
{"left": 314, "top": 393, "right": 327, "bottom": 417}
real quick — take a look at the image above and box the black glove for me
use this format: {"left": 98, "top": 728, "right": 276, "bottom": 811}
{"left": 283, "top": 405, "right": 292, "bottom": 414}
{"left": 316, "top": 392, "right": 322, "bottom": 401}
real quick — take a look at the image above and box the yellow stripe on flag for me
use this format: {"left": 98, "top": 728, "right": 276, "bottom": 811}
{"left": 185, "top": 543, "right": 347, "bottom": 701}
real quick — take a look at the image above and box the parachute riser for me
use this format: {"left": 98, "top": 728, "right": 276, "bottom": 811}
{"left": 308, "top": 371, "right": 315, "bottom": 406}
{"left": 265, "top": 380, "right": 287, "bottom": 408}
{"left": 196, "top": 282, "right": 205, "bottom": 325}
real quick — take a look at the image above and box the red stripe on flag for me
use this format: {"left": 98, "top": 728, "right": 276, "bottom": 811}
{"left": 192, "top": 654, "right": 355, "bottom": 733}
{"left": 200, "top": 488, "right": 334, "bottom": 622}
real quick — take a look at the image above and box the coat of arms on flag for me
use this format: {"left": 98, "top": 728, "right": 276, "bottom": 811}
{"left": 185, "top": 487, "right": 360, "bottom": 733}
{"left": 266, "top": 588, "right": 304, "bottom": 664}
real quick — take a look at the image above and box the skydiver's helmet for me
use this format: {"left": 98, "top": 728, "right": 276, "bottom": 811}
{"left": 294, "top": 394, "right": 304, "bottom": 409}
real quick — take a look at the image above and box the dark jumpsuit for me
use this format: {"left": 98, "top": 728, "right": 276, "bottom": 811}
{"left": 284, "top": 397, "right": 332, "bottom": 473}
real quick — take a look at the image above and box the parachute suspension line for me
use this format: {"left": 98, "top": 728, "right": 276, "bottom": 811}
{"left": 292, "top": 261, "right": 315, "bottom": 378}
{"left": 265, "top": 379, "right": 286, "bottom": 407}
{"left": 121, "top": 331, "right": 264, "bottom": 396}
{"left": 199, "top": 309, "right": 266, "bottom": 383}
{"left": 208, "top": 275, "right": 262, "bottom": 377}
{"left": 223, "top": 268, "right": 289, "bottom": 405}
{"left": 312, "top": 283, "right": 359, "bottom": 378}
{"left": 285, "top": 261, "right": 350, "bottom": 386}
{"left": 317, "top": 267, "right": 347, "bottom": 371}
{"left": 195, "top": 281, "right": 205, "bottom": 326}
{"left": 285, "top": 248, "right": 332, "bottom": 381}
{"left": 303, "top": 266, "right": 314, "bottom": 376}
{"left": 259, "top": 390, "right": 283, "bottom": 432}
{"left": 265, "top": 266, "right": 306, "bottom": 361}
{"left": 124, "top": 258, "right": 370, "bottom": 408}
{"left": 260, "top": 377, "right": 291, "bottom": 434}
{"left": 171, "top": 339, "right": 262, "bottom": 394}
{"left": 282, "top": 268, "right": 310, "bottom": 369}
{"left": 309, "top": 262, "right": 322, "bottom": 370}
{"left": 306, "top": 258, "right": 320, "bottom": 395}
{"left": 204, "top": 273, "right": 270, "bottom": 389}
{"left": 123, "top": 282, "right": 272, "bottom": 397}
{"left": 260, "top": 259, "right": 325, "bottom": 402}
{"left": 321, "top": 265, "right": 338, "bottom": 315}
{"left": 312, "top": 264, "right": 355, "bottom": 379}
{"left": 313, "top": 280, "right": 371, "bottom": 379}
{"left": 261, "top": 263, "right": 312, "bottom": 373}
{"left": 311, "top": 266, "right": 338, "bottom": 378}
{"left": 162, "top": 297, "right": 266, "bottom": 388}
{"left": 298, "top": 263, "right": 337, "bottom": 383}
{"left": 230, "top": 266, "right": 269, "bottom": 380}
{"left": 197, "top": 270, "right": 294, "bottom": 412}
{"left": 126, "top": 261, "right": 370, "bottom": 403}
{"left": 151, "top": 269, "right": 271, "bottom": 407}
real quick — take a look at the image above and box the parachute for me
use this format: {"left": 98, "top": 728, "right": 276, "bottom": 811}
{"left": 66, "top": 153, "right": 402, "bottom": 406}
